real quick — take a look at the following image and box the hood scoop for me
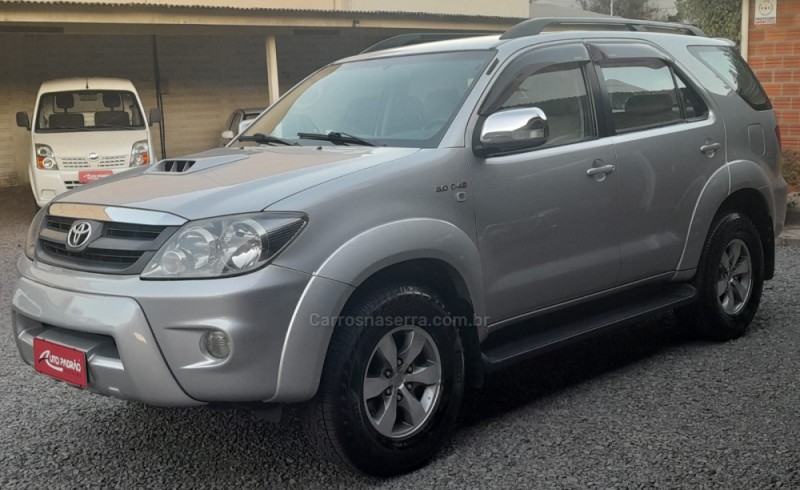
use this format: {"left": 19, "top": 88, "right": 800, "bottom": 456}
{"left": 148, "top": 154, "right": 247, "bottom": 175}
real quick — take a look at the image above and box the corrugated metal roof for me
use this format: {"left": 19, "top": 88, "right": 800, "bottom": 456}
{"left": 0, "top": 0, "right": 524, "bottom": 21}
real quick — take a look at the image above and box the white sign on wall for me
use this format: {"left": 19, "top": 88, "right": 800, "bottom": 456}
{"left": 755, "top": 0, "right": 777, "bottom": 25}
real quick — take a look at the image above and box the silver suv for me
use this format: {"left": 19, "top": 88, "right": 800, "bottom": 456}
{"left": 11, "top": 18, "right": 788, "bottom": 476}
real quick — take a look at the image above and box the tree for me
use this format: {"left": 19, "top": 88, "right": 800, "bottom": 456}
{"left": 676, "top": 0, "right": 741, "bottom": 44}
{"left": 577, "top": 0, "right": 660, "bottom": 20}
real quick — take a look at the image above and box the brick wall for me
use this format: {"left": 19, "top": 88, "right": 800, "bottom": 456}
{"left": 748, "top": 0, "right": 800, "bottom": 149}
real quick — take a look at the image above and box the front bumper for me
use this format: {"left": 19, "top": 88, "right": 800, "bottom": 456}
{"left": 12, "top": 277, "right": 199, "bottom": 406}
{"left": 11, "top": 255, "right": 347, "bottom": 406}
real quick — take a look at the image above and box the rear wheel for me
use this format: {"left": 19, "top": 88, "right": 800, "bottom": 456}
{"left": 301, "top": 284, "right": 465, "bottom": 476}
{"left": 678, "top": 212, "right": 764, "bottom": 340}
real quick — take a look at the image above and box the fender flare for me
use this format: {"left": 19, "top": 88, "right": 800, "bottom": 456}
{"left": 267, "top": 218, "right": 485, "bottom": 403}
{"left": 677, "top": 160, "right": 774, "bottom": 272}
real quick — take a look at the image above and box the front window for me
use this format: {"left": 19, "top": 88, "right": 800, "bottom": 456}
{"left": 35, "top": 90, "right": 145, "bottom": 132}
{"left": 240, "top": 51, "right": 494, "bottom": 148}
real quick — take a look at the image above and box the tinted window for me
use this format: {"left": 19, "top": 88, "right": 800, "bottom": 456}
{"left": 690, "top": 46, "right": 771, "bottom": 111}
{"left": 497, "top": 65, "right": 595, "bottom": 148}
{"left": 600, "top": 61, "right": 681, "bottom": 132}
{"left": 675, "top": 75, "right": 708, "bottom": 119}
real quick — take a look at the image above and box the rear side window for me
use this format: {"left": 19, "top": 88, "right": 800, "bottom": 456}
{"left": 599, "top": 60, "right": 682, "bottom": 133}
{"left": 690, "top": 46, "right": 771, "bottom": 111}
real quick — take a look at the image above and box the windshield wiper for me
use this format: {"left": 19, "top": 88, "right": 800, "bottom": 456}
{"left": 297, "top": 131, "right": 375, "bottom": 147}
{"left": 237, "top": 133, "right": 298, "bottom": 146}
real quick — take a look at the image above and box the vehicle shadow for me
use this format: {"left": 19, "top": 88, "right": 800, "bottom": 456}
{"left": 459, "top": 312, "right": 692, "bottom": 426}
{"left": 73, "top": 313, "right": 700, "bottom": 487}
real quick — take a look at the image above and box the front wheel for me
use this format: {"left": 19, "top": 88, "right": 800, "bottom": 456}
{"left": 301, "top": 284, "right": 465, "bottom": 476}
{"left": 677, "top": 212, "right": 764, "bottom": 340}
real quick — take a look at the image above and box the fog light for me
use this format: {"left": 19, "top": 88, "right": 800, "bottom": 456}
{"left": 202, "top": 331, "right": 231, "bottom": 360}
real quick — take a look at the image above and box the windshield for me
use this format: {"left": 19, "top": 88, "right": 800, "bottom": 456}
{"left": 35, "top": 90, "right": 146, "bottom": 132}
{"left": 240, "top": 50, "right": 494, "bottom": 148}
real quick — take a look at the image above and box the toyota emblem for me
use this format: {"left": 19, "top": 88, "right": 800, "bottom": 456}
{"left": 66, "top": 221, "right": 93, "bottom": 249}
{"left": 88, "top": 152, "right": 99, "bottom": 161}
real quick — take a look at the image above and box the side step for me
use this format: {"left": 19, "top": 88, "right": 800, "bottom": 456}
{"left": 481, "top": 284, "right": 697, "bottom": 373}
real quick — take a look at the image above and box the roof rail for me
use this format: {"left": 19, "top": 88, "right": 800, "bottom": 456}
{"left": 500, "top": 17, "right": 706, "bottom": 39}
{"left": 360, "top": 32, "right": 494, "bottom": 54}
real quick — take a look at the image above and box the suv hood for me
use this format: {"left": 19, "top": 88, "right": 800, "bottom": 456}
{"left": 56, "top": 146, "right": 419, "bottom": 219}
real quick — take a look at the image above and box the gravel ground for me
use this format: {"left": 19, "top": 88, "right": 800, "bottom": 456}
{"left": 1, "top": 186, "right": 799, "bottom": 489}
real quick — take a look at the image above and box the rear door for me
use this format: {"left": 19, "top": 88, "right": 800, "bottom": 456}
{"left": 590, "top": 42, "right": 727, "bottom": 283}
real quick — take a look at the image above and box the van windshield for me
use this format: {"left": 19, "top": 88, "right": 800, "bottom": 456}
{"left": 240, "top": 50, "right": 494, "bottom": 148}
{"left": 35, "top": 90, "right": 146, "bottom": 132}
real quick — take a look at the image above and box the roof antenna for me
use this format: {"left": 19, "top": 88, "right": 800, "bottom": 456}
{"left": 85, "top": 78, "right": 89, "bottom": 89}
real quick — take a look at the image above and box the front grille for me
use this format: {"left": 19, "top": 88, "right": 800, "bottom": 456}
{"left": 105, "top": 223, "right": 164, "bottom": 240}
{"left": 60, "top": 155, "right": 128, "bottom": 169}
{"left": 41, "top": 240, "right": 143, "bottom": 268}
{"left": 37, "top": 215, "right": 177, "bottom": 274}
{"left": 64, "top": 180, "right": 82, "bottom": 190}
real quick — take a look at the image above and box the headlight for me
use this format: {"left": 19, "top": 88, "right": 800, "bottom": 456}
{"left": 25, "top": 206, "right": 46, "bottom": 260}
{"left": 36, "top": 145, "right": 58, "bottom": 170}
{"left": 141, "top": 212, "right": 306, "bottom": 279}
{"left": 130, "top": 140, "right": 150, "bottom": 167}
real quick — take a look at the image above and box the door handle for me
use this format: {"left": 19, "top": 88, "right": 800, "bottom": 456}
{"left": 586, "top": 164, "right": 616, "bottom": 177}
{"left": 700, "top": 142, "right": 721, "bottom": 156}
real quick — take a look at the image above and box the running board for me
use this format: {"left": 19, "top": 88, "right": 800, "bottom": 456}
{"left": 481, "top": 284, "right": 697, "bottom": 373}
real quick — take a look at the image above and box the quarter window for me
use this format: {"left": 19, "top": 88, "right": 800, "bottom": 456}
{"left": 690, "top": 46, "right": 771, "bottom": 111}
{"left": 497, "top": 64, "right": 595, "bottom": 148}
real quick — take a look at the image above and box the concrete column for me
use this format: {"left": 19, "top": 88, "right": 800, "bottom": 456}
{"left": 741, "top": 0, "right": 750, "bottom": 60}
{"left": 265, "top": 34, "right": 280, "bottom": 104}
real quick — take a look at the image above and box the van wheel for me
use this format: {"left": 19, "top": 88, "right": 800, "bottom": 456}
{"left": 301, "top": 284, "right": 465, "bottom": 476}
{"left": 677, "top": 212, "right": 764, "bottom": 340}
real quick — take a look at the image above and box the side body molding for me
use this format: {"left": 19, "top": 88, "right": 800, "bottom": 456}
{"left": 267, "top": 218, "right": 485, "bottom": 403}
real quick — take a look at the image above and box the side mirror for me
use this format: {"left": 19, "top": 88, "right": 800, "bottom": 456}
{"left": 148, "top": 107, "right": 163, "bottom": 126}
{"left": 221, "top": 130, "right": 235, "bottom": 140}
{"left": 16, "top": 111, "right": 31, "bottom": 130}
{"left": 238, "top": 120, "right": 254, "bottom": 133}
{"left": 474, "top": 107, "right": 549, "bottom": 158}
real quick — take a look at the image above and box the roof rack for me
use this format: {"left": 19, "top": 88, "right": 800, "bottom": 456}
{"left": 360, "top": 32, "right": 494, "bottom": 54}
{"left": 500, "top": 17, "right": 706, "bottom": 39}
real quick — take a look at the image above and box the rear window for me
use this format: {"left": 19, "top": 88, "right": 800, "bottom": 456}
{"left": 690, "top": 46, "right": 771, "bottom": 111}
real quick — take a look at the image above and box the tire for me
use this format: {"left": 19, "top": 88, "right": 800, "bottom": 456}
{"left": 677, "top": 211, "right": 764, "bottom": 340}
{"left": 301, "top": 284, "right": 465, "bottom": 476}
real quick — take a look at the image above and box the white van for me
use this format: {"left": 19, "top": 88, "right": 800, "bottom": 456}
{"left": 16, "top": 78, "right": 161, "bottom": 207}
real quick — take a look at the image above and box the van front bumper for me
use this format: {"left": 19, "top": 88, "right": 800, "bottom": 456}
{"left": 11, "top": 255, "right": 349, "bottom": 406}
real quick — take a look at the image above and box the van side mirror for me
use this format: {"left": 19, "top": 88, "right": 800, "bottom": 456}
{"left": 149, "top": 107, "right": 163, "bottom": 126}
{"left": 221, "top": 130, "right": 235, "bottom": 140}
{"left": 16, "top": 111, "right": 30, "bottom": 130}
{"left": 474, "top": 107, "right": 549, "bottom": 158}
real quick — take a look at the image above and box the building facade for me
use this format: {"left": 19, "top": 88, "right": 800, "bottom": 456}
{"left": 744, "top": 0, "right": 800, "bottom": 150}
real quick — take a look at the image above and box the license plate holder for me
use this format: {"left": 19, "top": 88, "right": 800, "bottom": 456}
{"left": 78, "top": 170, "right": 113, "bottom": 184}
{"left": 33, "top": 337, "right": 88, "bottom": 389}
